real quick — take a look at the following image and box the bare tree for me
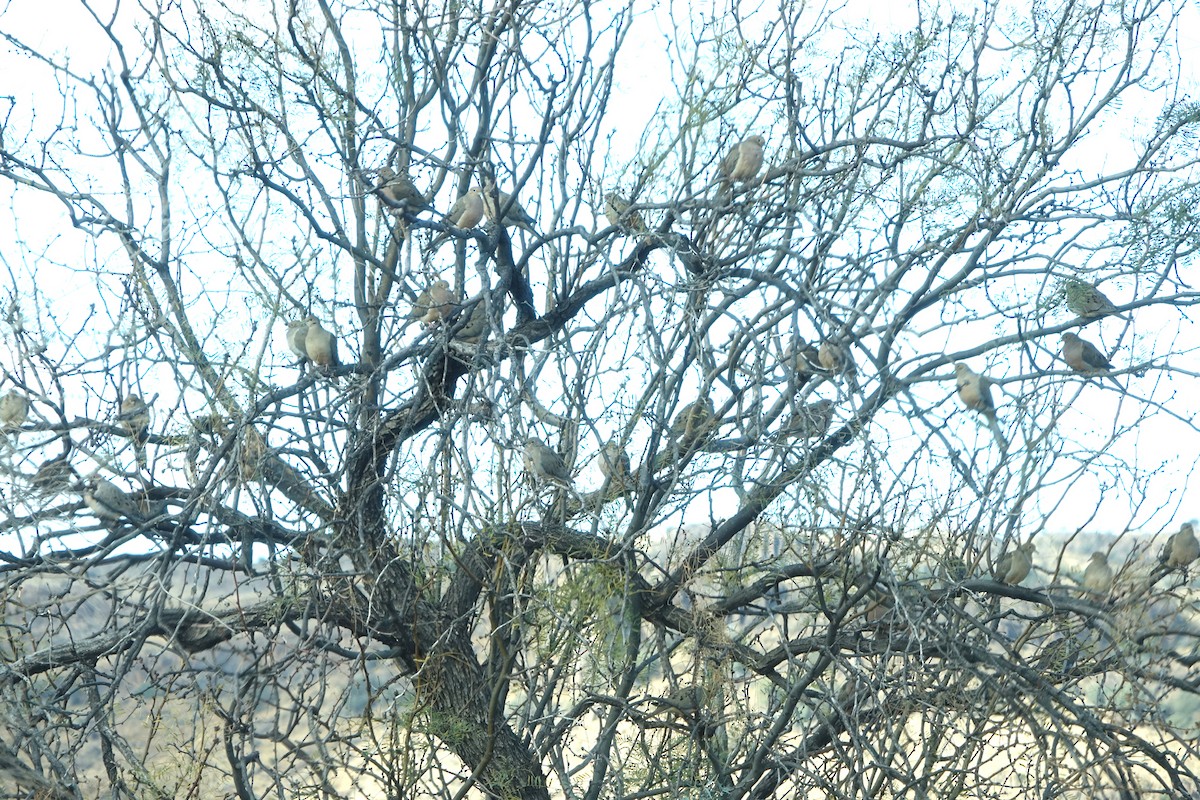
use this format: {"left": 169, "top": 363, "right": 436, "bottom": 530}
{"left": 2, "top": 0, "right": 1200, "bottom": 798}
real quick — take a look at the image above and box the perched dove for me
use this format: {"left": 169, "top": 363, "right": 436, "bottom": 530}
{"left": 410, "top": 280, "right": 456, "bottom": 326}
{"left": 1064, "top": 279, "right": 1126, "bottom": 321}
{"left": 118, "top": 394, "right": 151, "bottom": 467}
{"left": 669, "top": 397, "right": 716, "bottom": 450}
{"left": 451, "top": 298, "right": 490, "bottom": 343}
{"left": 790, "top": 341, "right": 822, "bottom": 381}
{"left": 992, "top": 542, "right": 1036, "bottom": 585}
{"left": 599, "top": 439, "right": 633, "bottom": 487}
{"left": 374, "top": 166, "right": 424, "bottom": 211}
{"left": 431, "top": 189, "right": 487, "bottom": 248}
{"left": 304, "top": 318, "right": 340, "bottom": 375}
{"left": 1161, "top": 522, "right": 1200, "bottom": 569}
{"left": 0, "top": 390, "right": 29, "bottom": 431}
{"left": 523, "top": 437, "right": 573, "bottom": 487}
{"left": 662, "top": 684, "right": 707, "bottom": 715}
{"left": 1061, "top": 332, "right": 1115, "bottom": 378}
{"left": 603, "top": 193, "right": 648, "bottom": 234}
{"left": 954, "top": 363, "right": 1005, "bottom": 445}
{"left": 83, "top": 476, "right": 147, "bottom": 524}
{"left": 286, "top": 319, "right": 311, "bottom": 362}
{"left": 783, "top": 399, "right": 835, "bottom": 439}
{"left": 481, "top": 185, "right": 537, "bottom": 232}
{"left": 719, "top": 135, "right": 766, "bottom": 186}
{"left": 446, "top": 188, "right": 485, "bottom": 229}
{"left": 1081, "top": 552, "right": 1114, "bottom": 595}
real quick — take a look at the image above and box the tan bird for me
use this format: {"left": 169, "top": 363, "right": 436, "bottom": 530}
{"left": 83, "top": 476, "right": 147, "bottom": 524}
{"left": 32, "top": 455, "right": 76, "bottom": 493}
{"left": 481, "top": 184, "right": 537, "bottom": 232}
{"left": 603, "top": 193, "right": 648, "bottom": 234}
{"left": 523, "top": 437, "right": 573, "bottom": 487}
{"left": 790, "top": 341, "right": 822, "bottom": 379}
{"left": 1161, "top": 522, "right": 1200, "bottom": 569}
{"left": 1064, "top": 279, "right": 1125, "bottom": 321}
{"left": 599, "top": 439, "right": 633, "bottom": 487}
{"left": 118, "top": 394, "right": 151, "bottom": 467}
{"left": 431, "top": 189, "right": 487, "bottom": 248}
{"left": 286, "top": 319, "right": 311, "bottom": 362}
{"left": 451, "top": 298, "right": 490, "bottom": 343}
{"left": 374, "top": 166, "right": 424, "bottom": 211}
{"left": 410, "top": 279, "right": 456, "bottom": 326}
{"left": 992, "top": 542, "right": 1036, "bottom": 585}
{"left": 446, "top": 188, "right": 486, "bottom": 229}
{"left": 662, "top": 684, "right": 707, "bottom": 716}
{"left": 1061, "top": 332, "right": 1114, "bottom": 375}
{"left": 670, "top": 397, "right": 717, "bottom": 450}
{"left": 783, "top": 399, "right": 835, "bottom": 439}
{"left": 954, "top": 363, "right": 1004, "bottom": 445}
{"left": 304, "top": 317, "right": 340, "bottom": 375}
{"left": 0, "top": 390, "right": 29, "bottom": 431}
{"left": 1081, "top": 552, "right": 1114, "bottom": 595}
{"left": 719, "top": 135, "right": 766, "bottom": 186}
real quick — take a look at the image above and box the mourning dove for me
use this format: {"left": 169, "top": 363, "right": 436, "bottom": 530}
{"left": 603, "top": 193, "right": 648, "bottom": 234}
{"left": 431, "top": 189, "right": 487, "bottom": 247}
{"left": 1161, "top": 522, "right": 1200, "bottom": 569}
{"left": 661, "top": 684, "right": 707, "bottom": 715}
{"left": 669, "top": 397, "right": 717, "bottom": 450}
{"left": 818, "top": 340, "right": 859, "bottom": 390}
{"left": 286, "top": 319, "right": 311, "bottom": 362}
{"left": 1064, "top": 279, "right": 1126, "bottom": 321}
{"left": 1061, "top": 332, "right": 1118, "bottom": 385}
{"left": 83, "top": 475, "right": 147, "bottom": 524}
{"left": 118, "top": 394, "right": 151, "bottom": 467}
{"left": 0, "top": 390, "right": 29, "bottom": 431}
{"left": 599, "top": 438, "right": 633, "bottom": 487}
{"left": 783, "top": 399, "right": 835, "bottom": 439}
{"left": 410, "top": 280, "right": 456, "bottom": 326}
{"left": 481, "top": 185, "right": 538, "bottom": 233}
{"left": 719, "top": 135, "right": 766, "bottom": 186}
{"left": 374, "top": 166, "right": 425, "bottom": 211}
{"left": 1081, "top": 552, "right": 1114, "bottom": 595}
{"left": 451, "top": 298, "right": 490, "bottom": 343}
{"left": 304, "top": 317, "right": 340, "bottom": 375}
{"left": 954, "top": 363, "right": 1005, "bottom": 445}
{"left": 523, "top": 437, "right": 573, "bottom": 487}
{"left": 790, "top": 341, "right": 822, "bottom": 380}
{"left": 992, "top": 542, "right": 1035, "bottom": 585}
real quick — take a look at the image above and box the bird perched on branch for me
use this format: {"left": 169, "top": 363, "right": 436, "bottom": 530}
{"left": 523, "top": 438, "right": 573, "bottom": 488}
{"left": 992, "top": 542, "right": 1035, "bottom": 585}
{"left": 410, "top": 279, "right": 456, "bottom": 326}
{"left": 1081, "top": 552, "right": 1114, "bottom": 595}
{"left": 599, "top": 439, "right": 633, "bottom": 488}
{"left": 83, "top": 476, "right": 148, "bottom": 525}
{"left": 603, "top": 193, "right": 648, "bottom": 234}
{"left": 373, "top": 166, "right": 425, "bottom": 212}
{"left": 953, "top": 363, "right": 1004, "bottom": 446}
{"left": 790, "top": 340, "right": 822, "bottom": 381}
{"left": 481, "top": 183, "right": 538, "bottom": 233}
{"left": 431, "top": 189, "right": 486, "bottom": 248}
{"left": 32, "top": 454, "right": 77, "bottom": 494}
{"left": 286, "top": 319, "right": 311, "bottom": 363}
{"left": 1160, "top": 522, "right": 1199, "bottom": 569}
{"left": 783, "top": 399, "right": 835, "bottom": 439}
{"left": 118, "top": 394, "right": 151, "bottom": 468}
{"left": 304, "top": 317, "right": 340, "bottom": 378}
{"left": 1061, "top": 332, "right": 1118, "bottom": 385}
{"left": 0, "top": 390, "right": 29, "bottom": 432}
{"left": 451, "top": 298, "right": 490, "bottom": 344}
{"left": 669, "top": 397, "right": 717, "bottom": 453}
{"left": 1064, "top": 279, "right": 1126, "bottom": 321}
{"left": 719, "top": 135, "right": 765, "bottom": 189}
